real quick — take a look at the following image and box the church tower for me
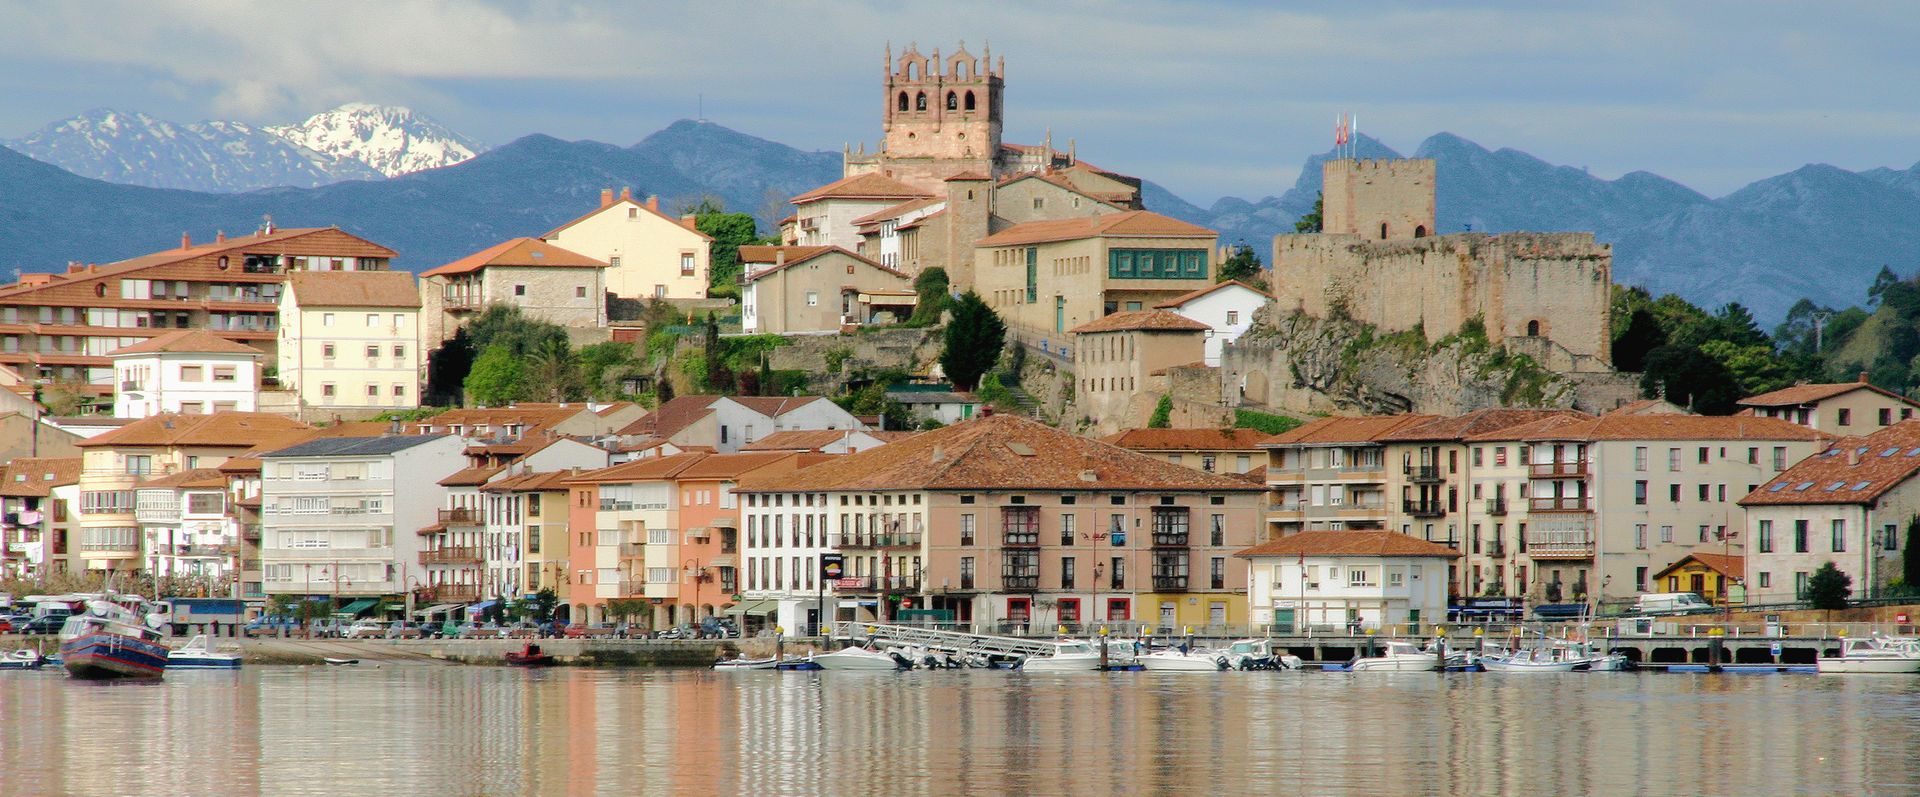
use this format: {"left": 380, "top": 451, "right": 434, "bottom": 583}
{"left": 872, "top": 41, "right": 1003, "bottom": 192}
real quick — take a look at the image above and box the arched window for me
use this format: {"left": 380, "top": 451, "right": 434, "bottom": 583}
{"left": 1526, "top": 320, "right": 1542, "bottom": 336}
{"left": 897, "top": 92, "right": 909, "bottom": 111}
{"left": 946, "top": 92, "right": 957, "bottom": 111}
{"left": 964, "top": 90, "right": 976, "bottom": 110}
{"left": 1414, "top": 225, "right": 1428, "bottom": 238}
{"left": 915, "top": 92, "right": 927, "bottom": 111}
{"left": 1380, "top": 222, "right": 1389, "bottom": 240}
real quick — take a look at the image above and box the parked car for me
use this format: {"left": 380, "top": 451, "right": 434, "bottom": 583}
{"left": 385, "top": 621, "right": 428, "bottom": 640}
{"left": 0, "top": 617, "right": 13, "bottom": 634}
{"left": 506, "top": 621, "right": 542, "bottom": 639}
{"left": 1631, "top": 592, "right": 1717, "bottom": 616}
{"left": 23, "top": 615, "right": 69, "bottom": 635}
{"left": 346, "top": 620, "right": 390, "bottom": 639}
{"left": 457, "top": 622, "right": 506, "bottom": 639}
{"left": 565, "top": 622, "right": 620, "bottom": 639}
{"left": 244, "top": 616, "right": 303, "bottom": 637}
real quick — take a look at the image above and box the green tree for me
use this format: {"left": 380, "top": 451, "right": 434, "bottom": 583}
{"left": 1803, "top": 562, "right": 1853, "bottom": 610}
{"left": 691, "top": 199, "right": 764, "bottom": 301}
{"left": 576, "top": 341, "right": 638, "bottom": 399}
{"left": 1294, "top": 192, "right": 1323, "bottom": 233}
{"left": 1640, "top": 344, "right": 1742, "bottom": 414}
{"left": 425, "top": 327, "right": 476, "bottom": 406}
{"left": 1148, "top": 395, "right": 1173, "bottom": 428}
{"left": 1217, "top": 244, "right": 1263, "bottom": 285}
{"left": 465, "top": 345, "right": 528, "bottom": 406}
{"left": 466, "top": 304, "right": 569, "bottom": 358}
{"left": 939, "top": 291, "right": 1005, "bottom": 391}
{"left": 1869, "top": 265, "right": 1900, "bottom": 306}
{"left": 907, "top": 267, "right": 953, "bottom": 327}
{"left": 525, "top": 337, "right": 581, "bottom": 401}
{"left": 1611, "top": 308, "right": 1667, "bottom": 372}
{"left": 1699, "top": 339, "right": 1795, "bottom": 396}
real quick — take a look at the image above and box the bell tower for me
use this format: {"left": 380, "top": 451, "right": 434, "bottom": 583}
{"left": 876, "top": 41, "right": 1003, "bottom": 191}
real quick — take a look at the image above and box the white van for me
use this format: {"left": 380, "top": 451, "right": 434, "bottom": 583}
{"left": 1631, "top": 592, "right": 1716, "bottom": 616}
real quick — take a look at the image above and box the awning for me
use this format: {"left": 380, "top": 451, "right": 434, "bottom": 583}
{"left": 723, "top": 600, "right": 779, "bottom": 616}
{"left": 413, "top": 603, "right": 462, "bottom": 618}
{"left": 465, "top": 599, "right": 499, "bottom": 615}
{"left": 332, "top": 598, "right": 377, "bottom": 617}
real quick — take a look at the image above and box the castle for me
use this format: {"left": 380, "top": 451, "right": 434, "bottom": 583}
{"left": 1271, "top": 158, "right": 1614, "bottom": 371}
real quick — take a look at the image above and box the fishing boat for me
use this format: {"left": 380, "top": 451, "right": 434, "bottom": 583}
{"left": 1018, "top": 639, "right": 1105, "bottom": 672}
{"left": 810, "top": 645, "right": 909, "bottom": 671}
{"left": 59, "top": 598, "right": 169, "bottom": 680}
{"left": 1481, "top": 647, "right": 1581, "bottom": 672}
{"left": 1139, "top": 646, "right": 1229, "bottom": 672}
{"left": 1817, "top": 637, "right": 1920, "bottom": 674}
{"left": 0, "top": 649, "right": 46, "bottom": 670}
{"left": 1347, "top": 640, "right": 1467, "bottom": 672}
{"left": 1223, "top": 639, "right": 1305, "bottom": 670}
{"left": 167, "top": 634, "right": 243, "bottom": 669}
{"left": 505, "top": 643, "right": 555, "bottom": 667}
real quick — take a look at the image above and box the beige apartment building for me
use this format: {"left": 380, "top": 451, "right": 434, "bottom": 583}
{"left": 1069, "top": 310, "right": 1208, "bottom": 434}
{"left": 277, "top": 271, "right": 423, "bottom": 418}
{"left": 738, "top": 246, "right": 915, "bottom": 334}
{"left": 1738, "top": 377, "right": 1920, "bottom": 434}
{"left": 1101, "top": 428, "right": 1272, "bottom": 477}
{"left": 1263, "top": 415, "right": 1439, "bottom": 540}
{"left": 419, "top": 237, "right": 608, "bottom": 345}
{"left": 974, "top": 210, "right": 1217, "bottom": 344}
{"left": 787, "top": 173, "right": 932, "bottom": 252}
{"left": 1740, "top": 421, "right": 1920, "bottom": 603}
{"left": 542, "top": 189, "right": 714, "bottom": 301}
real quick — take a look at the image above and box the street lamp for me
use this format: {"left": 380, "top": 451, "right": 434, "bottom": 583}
{"left": 684, "top": 558, "right": 711, "bottom": 632}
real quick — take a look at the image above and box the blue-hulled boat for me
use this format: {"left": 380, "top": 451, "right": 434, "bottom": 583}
{"left": 59, "top": 599, "right": 169, "bottom": 679}
{"left": 167, "top": 634, "right": 242, "bottom": 669}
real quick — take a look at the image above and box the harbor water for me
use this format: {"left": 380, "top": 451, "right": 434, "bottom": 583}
{"left": 4, "top": 667, "right": 1920, "bottom": 796}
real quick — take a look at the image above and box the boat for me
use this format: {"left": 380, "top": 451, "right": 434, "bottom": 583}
{"left": 167, "top": 635, "right": 243, "bottom": 669}
{"left": 1481, "top": 647, "right": 1581, "bottom": 672}
{"left": 505, "top": 643, "right": 555, "bottom": 667}
{"left": 1817, "top": 637, "right": 1920, "bottom": 674}
{"left": 1223, "top": 639, "right": 1305, "bottom": 670}
{"left": 322, "top": 657, "right": 360, "bottom": 666}
{"left": 810, "top": 645, "right": 909, "bottom": 671}
{"left": 0, "top": 649, "right": 46, "bottom": 670}
{"left": 59, "top": 599, "right": 169, "bottom": 680}
{"left": 712, "top": 656, "right": 780, "bottom": 671}
{"left": 1139, "top": 646, "right": 1230, "bottom": 672}
{"left": 1347, "top": 640, "right": 1467, "bottom": 672}
{"left": 1018, "top": 639, "right": 1106, "bottom": 672}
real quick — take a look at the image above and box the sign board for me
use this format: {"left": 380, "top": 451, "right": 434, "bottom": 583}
{"left": 1770, "top": 642, "right": 1782, "bottom": 657}
{"left": 835, "top": 577, "right": 864, "bottom": 589}
{"left": 820, "top": 554, "right": 845, "bottom": 581}
{"left": 1899, "top": 613, "right": 1910, "bottom": 624}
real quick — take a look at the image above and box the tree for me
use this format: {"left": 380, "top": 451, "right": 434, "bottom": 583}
{"left": 525, "top": 337, "right": 581, "bottom": 401}
{"left": 425, "top": 328, "right": 477, "bottom": 406}
{"left": 1612, "top": 308, "right": 1667, "bottom": 372}
{"left": 1640, "top": 344, "right": 1742, "bottom": 415}
{"left": 1294, "top": 192, "right": 1323, "bottom": 233}
{"left": 576, "top": 341, "right": 638, "bottom": 400}
{"left": 38, "top": 378, "right": 91, "bottom": 416}
{"left": 1148, "top": 395, "right": 1173, "bottom": 428}
{"left": 464, "top": 345, "right": 527, "bottom": 406}
{"left": 1217, "top": 244, "right": 1263, "bottom": 285}
{"left": 691, "top": 199, "right": 764, "bottom": 301}
{"left": 1869, "top": 265, "right": 1900, "bottom": 306}
{"left": 465, "top": 304, "right": 569, "bottom": 358}
{"left": 1804, "top": 562, "right": 1853, "bottom": 610}
{"left": 700, "top": 313, "right": 734, "bottom": 393}
{"left": 939, "top": 291, "right": 1005, "bottom": 391}
{"left": 907, "top": 267, "right": 953, "bottom": 327}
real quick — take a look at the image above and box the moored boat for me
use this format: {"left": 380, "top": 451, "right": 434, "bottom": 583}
{"left": 1139, "top": 647, "right": 1229, "bottom": 672}
{"left": 59, "top": 599, "right": 168, "bottom": 680}
{"left": 0, "top": 649, "right": 47, "bottom": 670}
{"left": 167, "top": 634, "right": 243, "bottom": 669}
{"left": 811, "top": 645, "right": 909, "bottom": 671}
{"left": 1817, "top": 637, "right": 1920, "bottom": 674}
{"left": 505, "top": 643, "right": 555, "bottom": 667}
{"left": 1348, "top": 640, "right": 1466, "bottom": 672}
{"left": 713, "top": 656, "right": 780, "bottom": 670}
{"left": 1018, "top": 639, "right": 1104, "bottom": 672}
{"left": 1223, "top": 639, "right": 1305, "bottom": 670}
{"left": 1481, "top": 648, "right": 1580, "bottom": 673}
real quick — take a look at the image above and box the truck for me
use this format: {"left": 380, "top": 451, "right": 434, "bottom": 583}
{"left": 165, "top": 598, "right": 246, "bottom": 634}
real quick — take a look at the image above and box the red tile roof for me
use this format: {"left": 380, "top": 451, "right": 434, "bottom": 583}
{"left": 1152, "top": 280, "right": 1273, "bottom": 309}
{"left": 288, "top": 271, "right": 421, "bottom": 308}
{"left": 1654, "top": 552, "right": 1744, "bottom": 580}
{"left": 738, "top": 414, "right": 1261, "bottom": 493}
{"left": 0, "top": 457, "right": 80, "bottom": 497}
{"left": 1069, "top": 310, "right": 1210, "bottom": 335}
{"left": 541, "top": 198, "right": 714, "bottom": 241}
{"left": 76, "top": 412, "right": 312, "bottom": 449}
{"left": 1234, "top": 530, "right": 1461, "bottom": 559}
{"left": 975, "top": 210, "right": 1216, "bottom": 247}
{"left": 1740, "top": 421, "right": 1920, "bottom": 506}
{"left": 0, "top": 228, "right": 396, "bottom": 302}
{"left": 791, "top": 173, "right": 931, "bottom": 204}
{"left": 677, "top": 451, "right": 809, "bottom": 479}
{"left": 567, "top": 452, "right": 709, "bottom": 483}
{"left": 480, "top": 470, "right": 581, "bottom": 493}
{"left": 1263, "top": 415, "right": 1440, "bottom": 446}
{"left": 851, "top": 196, "right": 944, "bottom": 227}
{"left": 137, "top": 467, "right": 227, "bottom": 489}
{"left": 438, "top": 465, "right": 504, "bottom": 487}
{"left": 1377, "top": 409, "right": 1589, "bottom": 442}
{"left": 422, "top": 238, "right": 607, "bottom": 278}
{"left": 740, "top": 430, "right": 873, "bottom": 452}
{"left": 1472, "top": 413, "right": 1829, "bottom": 443}
{"left": 106, "top": 329, "right": 263, "bottom": 357}
{"left": 739, "top": 246, "right": 905, "bottom": 282}
{"left": 1101, "top": 428, "right": 1272, "bottom": 451}
{"left": 1739, "top": 380, "right": 1920, "bottom": 409}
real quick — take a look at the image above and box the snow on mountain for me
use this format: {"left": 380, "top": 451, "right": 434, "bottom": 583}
{"left": 3, "top": 109, "right": 382, "bottom": 192}
{"left": 267, "top": 103, "right": 481, "bottom": 178}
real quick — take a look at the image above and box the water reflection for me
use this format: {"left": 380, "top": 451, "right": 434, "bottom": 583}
{"left": 3, "top": 667, "right": 1919, "bottom": 796}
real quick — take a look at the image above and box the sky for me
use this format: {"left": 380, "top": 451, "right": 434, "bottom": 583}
{"left": 1, "top": 0, "right": 1916, "bottom": 205}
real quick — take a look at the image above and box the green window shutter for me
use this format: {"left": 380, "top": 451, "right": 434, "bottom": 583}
{"left": 1025, "top": 247, "right": 1038, "bottom": 302}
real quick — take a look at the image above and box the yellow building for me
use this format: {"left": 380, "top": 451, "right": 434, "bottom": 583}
{"left": 480, "top": 470, "right": 577, "bottom": 597}
{"left": 974, "top": 210, "right": 1217, "bottom": 343}
{"left": 277, "top": 271, "right": 423, "bottom": 418}
{"left": 543, "top": 189, "right": 714, "bottom": 301}
{"left": 1650, "top": 552, "right": 1743, "bottom": 606}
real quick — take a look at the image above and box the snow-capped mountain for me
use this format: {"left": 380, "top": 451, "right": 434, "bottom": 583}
{"left": 267, "top": 103, "right": 481, "bottom": 178}
{"left": 3, "top": 109, "right": 383, "bottom": 192}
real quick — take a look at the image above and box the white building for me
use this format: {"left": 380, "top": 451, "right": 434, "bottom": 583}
{"left": 259, "top": 435, "right": 465, "bottom": 605}
{"left": 1741, "top": 421, "right": 1920, "bottom": 602}
{"left": 1239, "top": 530, "right": 1459, "bottom": 632}
{"left": 1153, "top": 280, "right": 1271, "bottom": 367}
{"left": 108, "top": 329, "right": 262, "bottom": 419}
{"left": 277, "top": 271, "right": 423, "bottom": 417}
{"left": 134, "top": 468, "right": 233, "bottom": 581}
{"left": 616, "top": 395, "right": 868, "bottom": 454}
{"left": 737, "top": 485, "right": 843, "bottom": 636}
{"left": 885, "top": 389, "right": 980, "bottom": 427}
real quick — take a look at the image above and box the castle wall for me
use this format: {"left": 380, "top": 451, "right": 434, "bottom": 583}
{"left": 1322, "top": 159, "right": 1437, "bottom": 241}
{"left": 1271, "top": 231, "right": 1612, "bottom": 364}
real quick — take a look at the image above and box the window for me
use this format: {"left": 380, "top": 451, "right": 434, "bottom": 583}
{"left": 366, "top": 344, "right": 380, "bottom": 359}
{"left": 1793, "top": 519, "right": 1809, "bottom": 553}
{"left": 366, "top": 384, "right": 379, "bottom": 397}
{"left": 321, "top": 383, "right": 336, "bottom": 398}
{"left": 1062, "top": 557, "right": 1076, "bottom": 589}
{"left": 1201, "top": 455, "right": 1216, "bottom": 473}
{"left": 1211, "top": 557, "right": 1226, "bottom": 589}
{"left": 1634, "top": 446, "right": 1649, "bottom": 471}
{"left": 1699, "top": 525, "right": 1711, "bottom": 543}
{"left": 1880, "top": 408, "right": 1894, "bottom": 426}
{"left": 1839, "top": 408, "right": 1852, "bottom": 426}
{"left": 1634, "top": 481, "right": 1647, "bottom": 505}
{"left": 680, "top": 253, "right": 696, "bottom": 277}
{"left": 609, "top": 256, "right": 621, "bottom": 269}
{"left": 322, "top": 343, "right": 336, "bottom": 359}
{"left": 1226, "top": 310, "right": 1239, "bottom": 325}
{"left": 393, "top": 314, "right": 404, "bottom": 327}
{"left": 1210, "top": 514, "right": 1225, "bottom": 546}
{"left": 1887, "top": 524, "right": 1900, "bottom": 551}
{"left": 1061, "top": 513, "right": 1076, "bottom": 546}
{"left": 959, "top": 557, "right": 975, "bottom": 590}
{"left": 1636, "top": 566, "right": 1649, "bottom": 592}
{"left": 1758, "top": 520, "right": 1774, "bottom": 553}
{"left": 1669, "top": 484, "right": 1680, "bottom": 503}
{"left": 654, "top": 285, "right": 667, "bottom": 298}
{"left": 959, "top": 513, "right": 975, "bottom": 546}
{"left": 1058, "top": 597, "right": 1079, "bottom": 622}
{"left": 514, "top": 285, "right": 527, "bottom": 297}
{"left": 1109, "top": 513, "right": 1126, "bottom": 546}
{"left": 1795, "top": 571, "right": 1810, "bottom": 599}
{"left": 1659, "top": 525, "right": 1673, "bottom": 543}
{"left": 180, "top": 364, "right": 204, "bottom": 382}
{"left": 1111, "top": 557, "right": 1125, "bottom": 589}
{"left": 1698, "top": 484, "right": 1710, "bottom": 502}
{"left": 1634, "top": 524, "right": 1648, "bottom": 550}
{"left": 1667, "top": 448, "right": 1680, "bottom": 471}
{"left": 1759, "top": 572, "right": 1772, "bottom": 589}
{"left": 576, "top": 286, "right": 588, "bottom": 299}
{"left": 393, "top": 344, "right": 406, "bottom": 359}
{"left": 393, "top": 384, "right": 406, "bottom": 397}
{"left": 212, "top": 365, "right": 236, "bottom": 382}
{"left": 805, "top": 291, "right": 818, "bottom": 307}
{"left": 1832, "top": 519, "right": 1846, "bottom": 552}
{"left": 1698, "top": 447, "right": 1710, "bottom": 464}
{"left": 1773, "top": 447, "right": 1788, "bottom": 471}
{"left": 322, "top": 313, "right": 334, "bottom": 327}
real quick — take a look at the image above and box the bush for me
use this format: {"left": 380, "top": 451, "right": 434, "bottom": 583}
{"left": 1804, "top": 562, "right": 1853, "bottom": 610}
{"left": 1234, "top": 409, "right": 1304, "bottom": 435}
{"left": 1148, "top": 395, "right": 1173, "bottom": 428}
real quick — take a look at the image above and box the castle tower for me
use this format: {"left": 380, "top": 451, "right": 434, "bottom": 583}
{"left": 871, "top": 41, "right": 1004, "bottom": 192}
{"left": 1321, "top": 158, "right": 1437, "bottom": 241}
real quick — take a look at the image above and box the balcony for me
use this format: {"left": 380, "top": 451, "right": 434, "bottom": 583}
{"left": 1268, "top": 501, "right": 1304, "bottom": 513}
{"left": 420, "top": 583, "right": 479, "bottom": 602}
{"left": 1527, "top": 529, "right": 1595, "bottom": 559}
{"left": 443, "top": 294, "right": 483, "bottom": 311}
{"left": 1486, "top": 540, "right": 1506, "bottom": 558}
{"left": 1152, "top": 531, "right": 1190, "bottom": 548}
{"left": 239, "top": 525, "right": 262, "bottom": 542}
{"left": 1001, "top": 531, "right": 1039, "bottom": 548}
{"left": 419, "top": 546, "right": 483, "bottom": 565}
{"left": 1002, "top": 575, "right": 1039, "bottom": 591}
{"left": 1529, "top": 496, "right": 1591, "bottom": 513}
{"left": 1485, "top": 498, "right": 1508, "bottom": 517}
{"left": 438, "top": 508, "right": 483, "bottom": 526}
{"left": 1153, "top": 576, "right": 1189, "bottom": 591}
{"left": 1530, "top": 461, "right": 1588, "bottom": 478}
{"left": 619, "top": 542, "right": 645, "bottom": 558}
{"left": 1405, "top": 464, "right": 1442, "bottom": 484}
{"left": 836, "top": 575, "right": 921, "bottom": 592}
{"left": 838, "top": 532, "right": 924, "bottom": 549}
{"left": 177, "top": 544, "right": 232, "bottom": 558}
{"left": 1403, "top": 499, "right": 1445, "bottom": 518}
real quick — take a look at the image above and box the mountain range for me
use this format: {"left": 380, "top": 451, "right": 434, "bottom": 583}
{"left": 3, "top": 108, "right": 1917, "bottom": 322}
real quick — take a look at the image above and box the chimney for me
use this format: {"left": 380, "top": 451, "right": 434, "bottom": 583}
{"left": 600, "top": 189, "right": 615, "bottom": 208}
{"left": 387, "top": 419, "right": 402, "bottom": 436}
{"left": 619, "top": 187, "right": 632, "bottom": 203}
{"left": 931, "top": 444, "right": 945, "bottom": 463}
{"left": 775, "top": 249, "right": 786, "bottom": 267}
{"left": 216, "top": 230, "right": 226, "bottom": 243}
{"left": 1848, "top": 447, "right": 1861, "bottom": 466}
{"left": 1080, "top": 469, "right": 1099, "bottom": 483}
{"left": 1860, "top": 371, "right": 1870, "bottom": 384}
{"left": 647, "top": 195, "right": 659, "bottom": 211}
{"left": 181, "top": 232, "right": 192, "bottom": 250}
{"left": 981, "top": 406, "right": 995, "bottom": 417}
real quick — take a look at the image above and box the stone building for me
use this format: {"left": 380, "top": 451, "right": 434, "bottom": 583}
{"left": 418, "top": 237, "right": 609, "bottom": 345}
{"left": 1740, "top": 421, "right": 1920, "bottom": 603}
{"left": 1271, "top": 158, "right": 1613, "bottom": 369}
{"left": 1070, "top": 310, "right": 1209, "bottom": 435}
{"left": 975, "top": 211, "right": 1218, "bottom": 346}
{"left": 1738, "top": 376, "right": 1920, "bottom": 434}
{"left": 738, "top": 245, "right": 915, "bottom": 334}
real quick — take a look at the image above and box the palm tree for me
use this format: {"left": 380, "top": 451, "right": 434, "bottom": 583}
{"left": 526, "top": 338, "right": 579, "bottom": 402}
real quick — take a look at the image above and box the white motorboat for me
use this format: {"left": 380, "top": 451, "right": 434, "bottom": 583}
{"left": 1481, "top": 648, "right": 1580, "bottom": 672}
{"left": 1556, "top": 640, "right": 1630, "bottom": 671}
{"left": 1817, "top": 637, "right": 1920, "bottom": 674}
{"left": 0, "top": 649, "right": 46, "bottom": 670}
{"left": 168, "top": 634, "right": 243, "bottom": 669}
{"left": 711, "top": 656, "right": 779, "bottom": 671}
{"left": 1139, "top": 647, "right": 1229, "bottom": 672}
{"left": 1347, "top": 640, "right": 1466, "bottom": 672}
{"left": 810, "top": 645, "right": 909, "bottom": 671}
{"left": 1019, "top": 639, "right": 1106, "bottom": 672}
{"left": 1223, "top": 639, "right": 1305, "bottom": 670}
